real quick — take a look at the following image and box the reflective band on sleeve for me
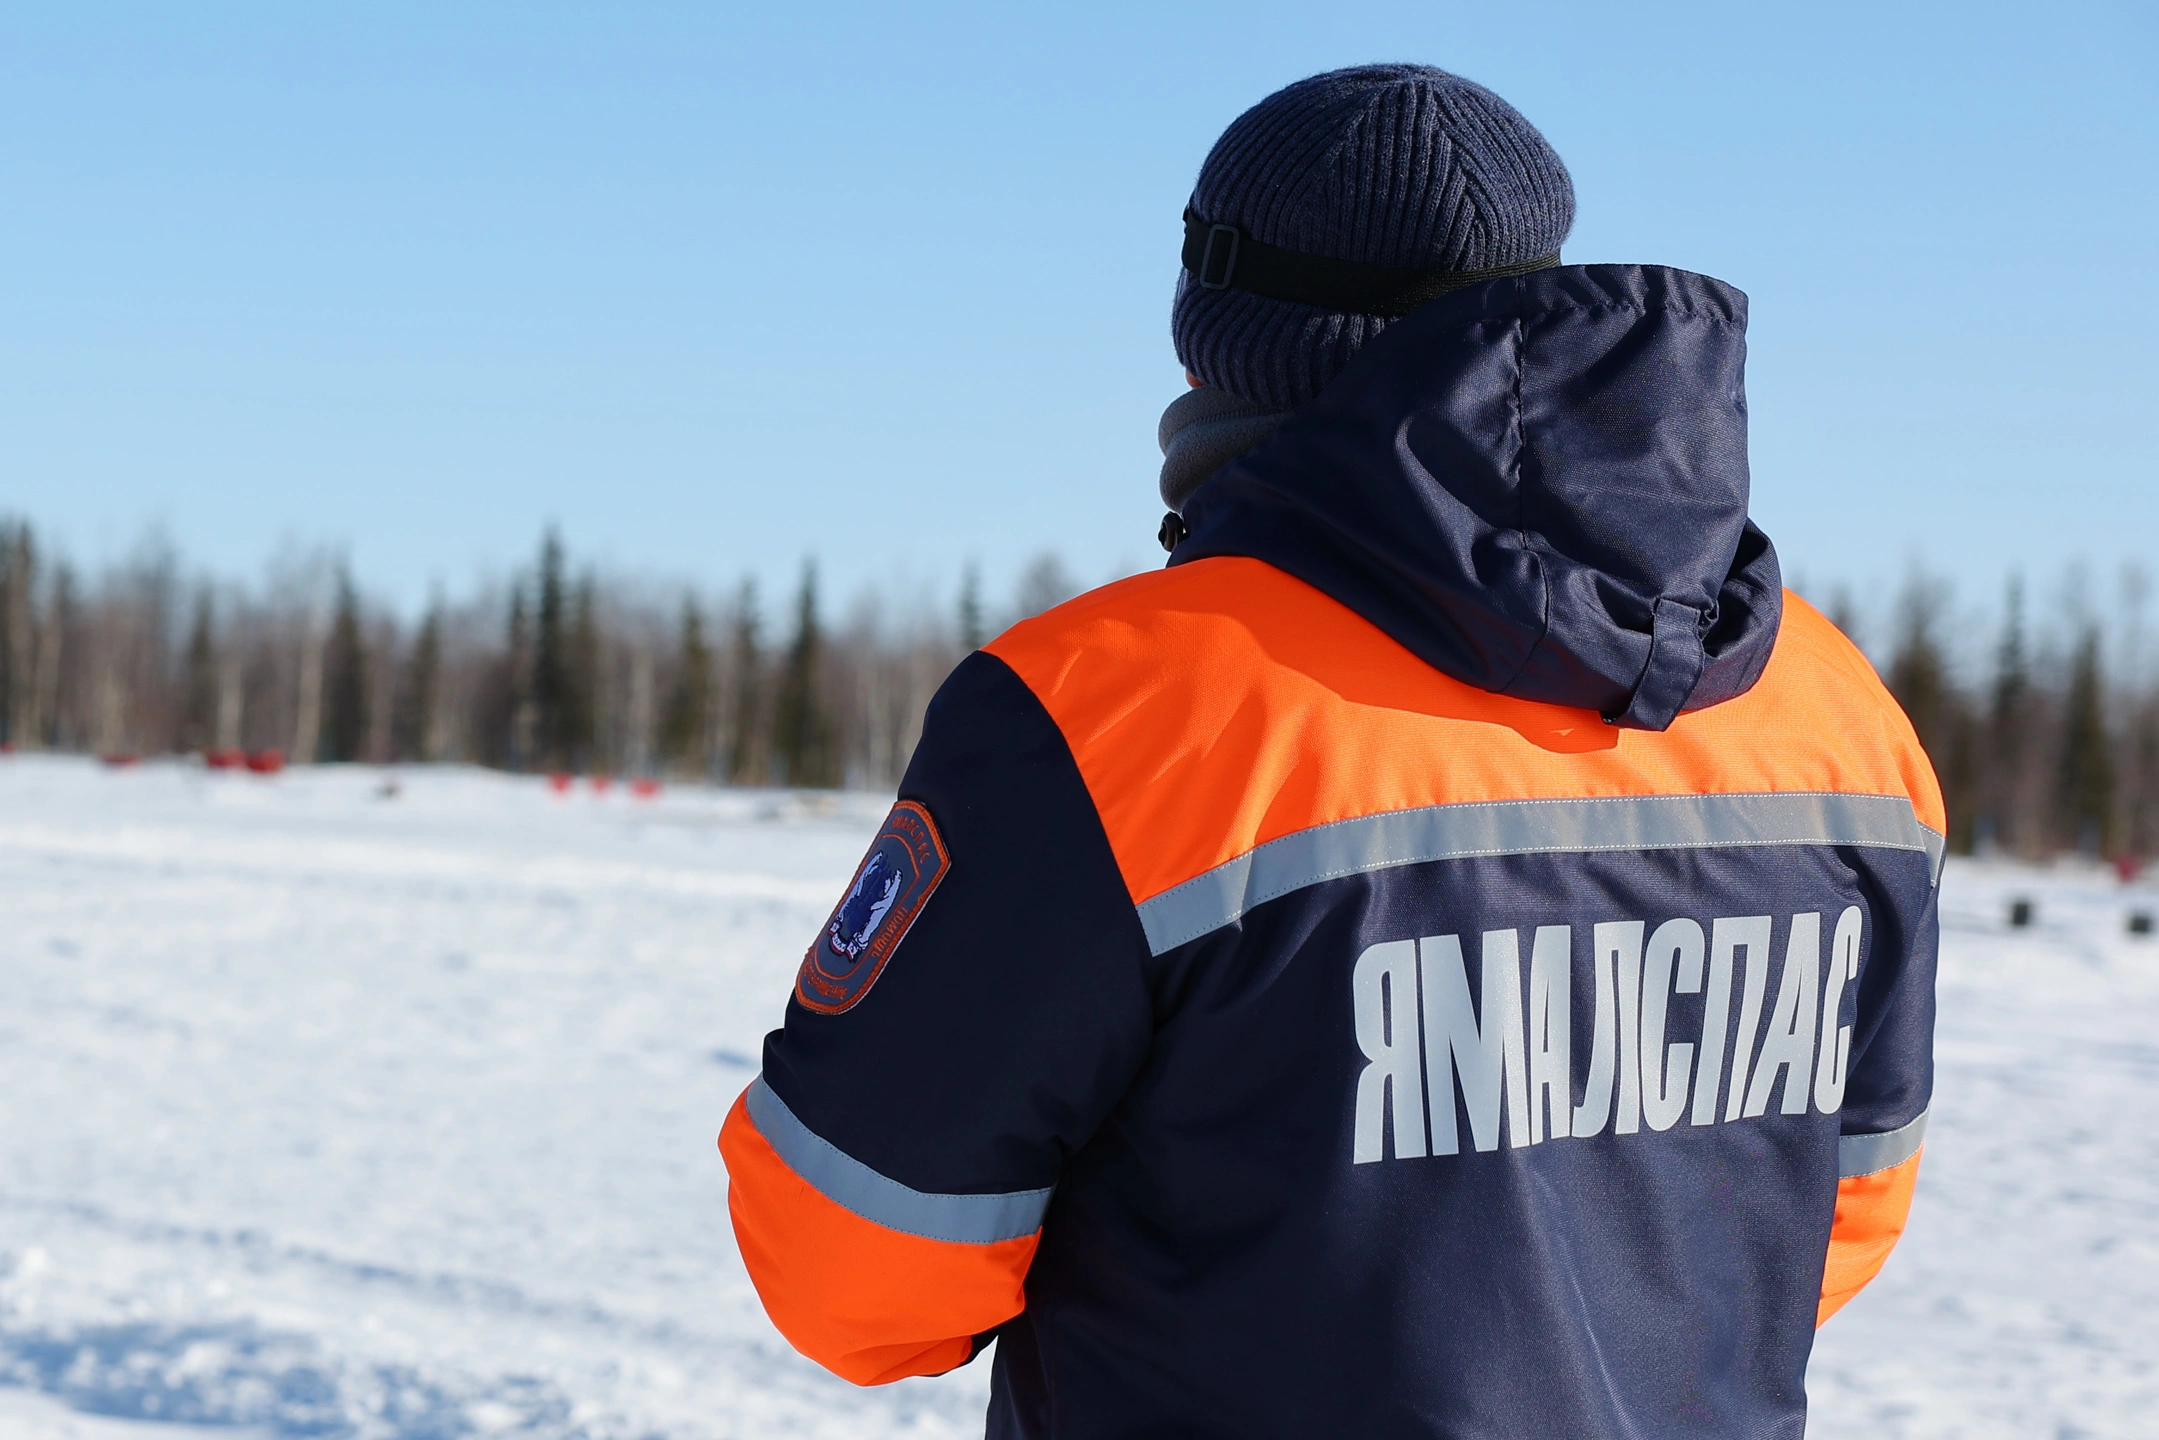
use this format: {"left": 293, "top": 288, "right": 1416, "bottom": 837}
{"left": 1920, "top": 825, "right": 1947, "bottom": 883}
{"left": 1838, "top": 1109, "right": 1928, "bottom": 1177}
{"left": 1136, "top": 791, "right": 1943, "bottom": 956}
{"left": 744, "top": 1077, "right": 1053, "bottom": 1244}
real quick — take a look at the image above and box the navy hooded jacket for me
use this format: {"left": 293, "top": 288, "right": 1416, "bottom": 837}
{"left": 722, "top": 266, "right": 1941, "bottom": 1439}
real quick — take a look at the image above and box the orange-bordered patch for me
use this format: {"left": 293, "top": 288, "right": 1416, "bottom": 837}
{"left": 794, "top": 799, "right": 950, "bottom": 1015}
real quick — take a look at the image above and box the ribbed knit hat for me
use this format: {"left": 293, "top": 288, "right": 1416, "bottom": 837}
{"left": 1173, "top": 65, "right": 1575, "bottom": 409}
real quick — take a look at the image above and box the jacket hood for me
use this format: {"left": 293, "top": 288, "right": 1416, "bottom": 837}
{"left": 1170, "top": 264, "right": 1782, "bottom": 730}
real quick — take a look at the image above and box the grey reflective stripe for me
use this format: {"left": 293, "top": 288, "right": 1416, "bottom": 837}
{"left": 1839, "top": 1109, "right": 1928, "bottom": 1177}
{"left": 744, "top": 1077, "right": 1052, "bottom": 1244}
{"left": 1920, "top": 824, "right": 1947, "bottom": 883}
{"left": 1136, "top": 791, "right": 1939, "bottom": 956}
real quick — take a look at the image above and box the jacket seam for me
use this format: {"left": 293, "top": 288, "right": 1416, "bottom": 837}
{"left": 971, "top": 647, "right": 1163, "bottom": 1000}
{"left": 1493, "top": 313, "right": 1550, "bottom": 696}
{"left": 1432, "top": 300, "right": 1744, "bottom": 334}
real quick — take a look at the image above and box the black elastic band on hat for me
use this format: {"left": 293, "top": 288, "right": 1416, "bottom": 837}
{"left": 1182, "top": 208, "right": 1558, "bottom": 318}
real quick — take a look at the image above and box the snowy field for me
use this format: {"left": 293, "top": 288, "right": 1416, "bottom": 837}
{"left": 0, "top": 754, "right": 2153, "bottom": 1439}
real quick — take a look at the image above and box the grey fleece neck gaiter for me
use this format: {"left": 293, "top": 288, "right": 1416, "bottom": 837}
{"left": 1157, "top": 384, "right": 1290, "bottom": 514}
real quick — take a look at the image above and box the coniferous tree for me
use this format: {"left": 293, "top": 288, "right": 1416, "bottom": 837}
{"left": 1, "top": 521, "right": 38, "bottom": 746}
{"left": 0, "top": 522, "right": 19, "bottom": 743}
{"left": 532, "top": 530, "right": 570, "bottom": 770}
{"left": 323, "top": 570, "right": 369, "bottom": 762}
{"left": 772, "top": 562, "right": 835, "bottom": 787}
{"left": 2129, "top": 698, "right": 2159, "bottom": 860}
{"left": 660, "top": 597, "right": 712, "bottom": 773}
{"left": 20, "top": 519, "right": 2151, "bottom": 831}
{"left": 181, "top": 589, "right": 218, "bottom": 753}
{"left": 1886, "top": 574, "right": 1978, "bottom": 850}
{"left": 728, "top": 579, "right": 764, "bottom": 783}
{"left": 504, "top": 581, "right": 535, "bottom": 770}
{"left": 1941, "top": 711, "right": 1982, "bottom": 855}
{"left": 1987, "top": 577, "right": 2032, "bottom": 853}
{"left": 2055, "top": 625, "right": 2114, "bottom": 854}
{"left": 394, "top": 599, "right": 442, "bottom": 761}
{"left": 1887, "top": 585, "right": 1950, "bottom": 751}
{"left": 43, "top": 562, "right": 74, "bottom": 750}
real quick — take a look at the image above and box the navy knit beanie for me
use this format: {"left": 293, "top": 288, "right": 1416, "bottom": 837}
{"left": 1174, "top": 65, "right": 1575, "bottom": 409}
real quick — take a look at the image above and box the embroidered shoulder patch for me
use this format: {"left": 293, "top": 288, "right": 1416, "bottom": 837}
{"left": 794, "top": 799, "right": 950, "bottom": 1015}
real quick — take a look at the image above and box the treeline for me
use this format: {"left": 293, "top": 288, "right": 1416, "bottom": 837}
{"left": 3, "top": 515, "right": 2154, "bottom": 860}
{"left": 1863, "top": 571, "right": 2157, "bottom": 862}
{"left": 0, "top": 518, "right": 1083, "bottom": 789}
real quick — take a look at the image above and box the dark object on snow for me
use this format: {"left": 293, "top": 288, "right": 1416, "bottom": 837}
{"left": 2130, "top": 911, "right": 2154, "bottom": 937}
{"left": 2008, "top": 898, "right": 2035, "bottom": 928}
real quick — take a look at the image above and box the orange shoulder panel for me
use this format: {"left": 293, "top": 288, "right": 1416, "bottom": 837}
{"left": 986, "top": 557, "right": 1943, "bottom": 905}
{"left": 1817, "top": 1149, "right": 1922, "bottom": 1324}
{"left": 718, "top": 1092, "right": 1037, "bottom": 1385}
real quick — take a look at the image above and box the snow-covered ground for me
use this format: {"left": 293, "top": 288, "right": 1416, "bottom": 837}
{"left": 1, "top": 755, "right": 2153, "bottom": 1438}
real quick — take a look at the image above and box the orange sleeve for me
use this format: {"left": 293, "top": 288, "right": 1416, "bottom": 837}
{"left": 718, "top": 1091, "right": 1039, "bottom": 1385}
{"left": 1817, "top": 1148, "right": 1921, "bottom": 1325}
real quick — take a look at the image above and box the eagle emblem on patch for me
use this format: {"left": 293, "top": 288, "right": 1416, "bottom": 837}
{"left": 794, "top": 800, "right": 949, "bottom": 1014}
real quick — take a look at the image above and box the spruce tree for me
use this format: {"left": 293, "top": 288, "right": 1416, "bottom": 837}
{"left": 1888, "top": 584, "right": 1950, "bottom": 755}
{"left": 181, "top": 590, "right": 217, "bottom": 753}
{"left": 504, "top": 582, "right": 534, "bottom": 770}
{"left": 323, "top": 570, "right": 369, "bottom": 762}
{"left": 0, "top": 522, "right": 24, "bottom": 744}
{"left": 1988, "top": 577, "right": 2031, "bottom": 852}
{"left": 532, "top": 530, "right": 570, "bottom": 770}
{"left": 43, "top": 563, "right": 73, "bottom": 751}
{"left": 2055, "top": 625, "right": 2115, "bottom": 855}
{"left": 728, "top": 580, "right": 763, "bottom": 783}
{"left": 2130, "top": 699, "right": 2159, "bottom": 860}
{"left": 773, "top": 562, "right": 835, "bottom": 787}
{"left": 661, "top": 597, "right": 712, "bottom": 773}
{"left": 395, "top": 599, "right": 442, "bottom": 761}
{"left": 1887, "top": 575, "right": 1976, "bottom": 850}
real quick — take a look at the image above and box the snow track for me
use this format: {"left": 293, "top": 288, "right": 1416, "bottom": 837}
{"left": 1, "top": 756, "right": 2153, "bottom": 1437}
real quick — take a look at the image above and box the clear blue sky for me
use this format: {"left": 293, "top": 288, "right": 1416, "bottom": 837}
{"left": 3, "top": 1, "right": 2153, "bottom": 622}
